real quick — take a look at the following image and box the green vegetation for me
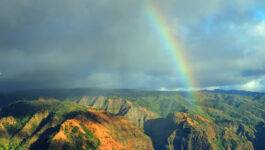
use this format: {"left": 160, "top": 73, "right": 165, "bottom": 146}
{"left": 80, "top": 124, "right": 94, "bottom": 139}
{"left": 65, "top": 125, "right": 69, "bottom": 134}
{"left": 0, "top": 144, "right": 8, "bottom": 150}
{"left": 75, "top": 91, "right": 265, "bottom": 126}
{"left": 0, "top": 100, "right": 96, "bottom": 150}
{"left": 62, "top": 123, "right": 100, "bottom": 150}
{"left": 1, "top": 90, "right": 265, "bottom": 150}
{"left": 2, "top": 115, "right": 30, "bottom": 135}
{"left": 73, "top": 91, "right": 265, "bottom": 150}
{"left": 118, "top": 92, "right": 265, "bottom": 126}
{"left": 72, "top": 126, "right": 79, "bottom": 133}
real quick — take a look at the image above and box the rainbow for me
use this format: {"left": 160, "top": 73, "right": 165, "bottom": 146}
{"left": 144, "top": 3, "right": 200, "bottom": 110}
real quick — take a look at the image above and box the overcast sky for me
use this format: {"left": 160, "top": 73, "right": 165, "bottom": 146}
{"left": 0, "top": 0, "right": 265, "bottom": 92}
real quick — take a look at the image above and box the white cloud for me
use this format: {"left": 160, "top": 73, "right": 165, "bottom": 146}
{"left": 237, "top": 77, "right": 265, "bottom": 92}
{"left": 159, "top": 87, "right": 168, "bottom": 91}
{"left": 249, "top": 21, "right": 265, "bottom": 38}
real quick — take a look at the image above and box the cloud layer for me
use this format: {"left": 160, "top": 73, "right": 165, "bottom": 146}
{"left": 0, "top": 0, "right": 265, "bottom": 91}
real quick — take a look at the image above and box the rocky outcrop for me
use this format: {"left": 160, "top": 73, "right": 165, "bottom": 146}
{"left": 78, "top": 96, "right": 131, "bottom": 115}
{"left": 78, "top": 96, "right": 158, "bottom": 129}
{"left": 144, "top": 112, "right": 254, "bottom": 150}
{"left": 124, "top": 106, "right": 158, "bottom": 129}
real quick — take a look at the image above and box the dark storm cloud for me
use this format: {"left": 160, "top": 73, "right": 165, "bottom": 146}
{"left": 0, "top": 0, "right": 176, "bottom": 90}
{"left": 0, "top": 0, "right": 265, "bottom": 91}
{"left": 239, "top": 70, "right": 265, "bottom": 77}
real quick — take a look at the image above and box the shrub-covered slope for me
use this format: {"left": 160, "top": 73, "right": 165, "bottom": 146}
{"left": 0, "top": 100, "right": 154, "bottom": 150}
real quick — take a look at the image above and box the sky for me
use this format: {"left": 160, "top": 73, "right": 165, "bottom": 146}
{"left": 0, "top": 0, "right": 265, "bottom": 92}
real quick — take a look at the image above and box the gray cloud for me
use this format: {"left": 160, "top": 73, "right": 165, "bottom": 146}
{"left": 0, "top": 0, "right": 265, "bottom": 91}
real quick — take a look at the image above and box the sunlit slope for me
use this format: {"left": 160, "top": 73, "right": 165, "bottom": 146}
{"left": 0, "top": 100, "right": 154, "bottom": 150}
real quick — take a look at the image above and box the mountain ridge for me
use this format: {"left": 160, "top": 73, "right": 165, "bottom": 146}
{"left": 0, "top": 100, "right": 154, "bottom": 150}
{"left": 1, "top": 89, "right": 265, "bottom": 149}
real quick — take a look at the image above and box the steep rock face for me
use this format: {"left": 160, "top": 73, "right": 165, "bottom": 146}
{"left": 144, "top": 112, "right": 254, "bottom": 150}
{"left": 78, "top": 96, "right": 131, "bottom": 115}
{"left": 0, "top": 100, "right": 154, "bottom": 150}
{"left": 124, "top": 106, "right": 158, "bottom": 129}
{"left": 166, "top": 113, "right": 214, "bottom": 150}
{"left": 78, "top": 96, "right": 158, "bottom": 129}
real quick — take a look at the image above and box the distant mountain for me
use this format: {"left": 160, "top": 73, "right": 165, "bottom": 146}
{"left": 1, "top": 88, "right": 265, "bottom": 108}
{"left": 204, "top": 89, "right": 265, "bottom": 96}
{"left": 0, "top": 88, "right": 144, "bottom": 108}
{"left": 0, "top": 100, "right": 153, "bottom": 150}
